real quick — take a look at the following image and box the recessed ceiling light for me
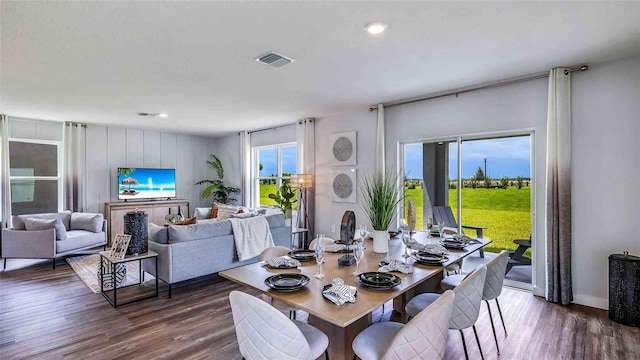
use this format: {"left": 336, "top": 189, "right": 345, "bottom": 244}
{"left": 158, "top": 113, "right": 168, "bottom": 118}
{"left": 365, "top": 21, "right": 388, "bottom": 35}
{"left": 137, "top": 112, "right": 168, "bottom": 118}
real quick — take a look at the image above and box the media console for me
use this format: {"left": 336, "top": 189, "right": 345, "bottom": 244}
{"left": 104, "top": 200, "right": 190, "bottom": 245}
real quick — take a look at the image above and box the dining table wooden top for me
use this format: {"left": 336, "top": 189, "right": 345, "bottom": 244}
{"left": 219, "top": 231, "right": 492, "bottom": 328}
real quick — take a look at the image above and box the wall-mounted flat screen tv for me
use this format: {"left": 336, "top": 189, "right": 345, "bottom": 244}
{"left": 118, "top": 168, "right": 176, "bottom": 200}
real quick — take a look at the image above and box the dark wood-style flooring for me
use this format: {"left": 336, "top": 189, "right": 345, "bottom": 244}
{"left": 1, "top": 258, "right": 638, "bottom": 360}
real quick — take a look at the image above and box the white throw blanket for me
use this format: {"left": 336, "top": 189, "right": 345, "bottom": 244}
{"left": 229, "top": 216, "right": 275, "bottom": 261}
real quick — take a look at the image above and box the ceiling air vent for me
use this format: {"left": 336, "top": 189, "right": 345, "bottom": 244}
{"left": 255, "top": 52, "right": 294, "bottom": 68}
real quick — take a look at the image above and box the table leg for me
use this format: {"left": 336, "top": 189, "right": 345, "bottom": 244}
{"left": 308, "top": 313, "right": 371, "bottom": 360}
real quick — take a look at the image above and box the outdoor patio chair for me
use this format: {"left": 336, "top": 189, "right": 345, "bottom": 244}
{"left": 432, "top": 206, "right": 486, "bottom": 258}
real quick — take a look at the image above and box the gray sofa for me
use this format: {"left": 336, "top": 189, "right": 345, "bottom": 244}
{"left": 143, "top": 213, "right": 291, "bottom": 297}
{"left": 1, "top": 211, "right": 107, "bottom": 269}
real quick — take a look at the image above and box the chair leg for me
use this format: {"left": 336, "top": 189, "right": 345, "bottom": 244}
{"left": 352, "top": 355, "right": 357, "bottom": 360}
{"left": 324, "top": 349, "right": 329, "bottom": 360}
{"left": 485, "top": 300, "right": 500, "bottom": 355}
{"left": 3, "top": 258, "right": 6, "bottom": 270}
{"left": 495, "top": 298, "right": 508, "bottom": 336}
{"left": 460, "top": 329, "right": 469, "bottom": 360}
{"left": 472, "top": 325, "right": 485, "bottom": 360}
{"left": 52, "top": 258, "right": 56, "bottom": 269}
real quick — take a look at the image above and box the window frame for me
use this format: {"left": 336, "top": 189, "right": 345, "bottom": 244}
{"left": 8, "top": 137, "right": 63, "bottom": 213}
{"left": 252, "top": 142, "right": 297, "bottom": 208}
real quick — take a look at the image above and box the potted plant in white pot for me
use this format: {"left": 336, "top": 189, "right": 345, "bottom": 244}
{"left": 359, "top": 170, "right": 405, "bottom": 253}
{"left": 268, "top": 181, "right": 297, "bottom": 226}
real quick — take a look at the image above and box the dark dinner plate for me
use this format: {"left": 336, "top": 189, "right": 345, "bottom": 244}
{"left": 440, "top": 241, "right": 467, "bottom": 249}
{"left": 412, "top": 253, "right": 449, "bottom": 265}
{"left": 357, "top": 272, "right": 401, "bottom": 289}
{"left": 265, "top": 263, "right": 299, "bottom": 269}
{"left": 264, "top": 273, "right": 310, "bottom": 292}
{"left": 287, "top": 250, "right": 316, "bottom": 261}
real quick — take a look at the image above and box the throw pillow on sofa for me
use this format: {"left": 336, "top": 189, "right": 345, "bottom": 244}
{"left": 23, "top": 217, "right": 68, "bottom": 240}
{"left": 71, "top": 212, "right": 104, "bottom": 233}
{"left": 215, "top": 203, "right": 240, "bottom": 220}
{"left": 11, "top": 210, "right": 72, "bottom": 231}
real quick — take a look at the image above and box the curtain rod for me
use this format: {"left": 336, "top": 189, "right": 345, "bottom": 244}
{"left": 369, "top": 65, "right": 588, "bottom": 111}
{"left": 244, "top": 121, "right": 297, "bottom": 135}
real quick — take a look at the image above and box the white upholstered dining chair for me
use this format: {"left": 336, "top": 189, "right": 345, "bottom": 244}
{"left": 257, "top": 246, "right": 299, "bottom": 319}
{"left": 229, "top": 291, "right": 329, "bottom": 360}
{"left": 406, "top": 266, "right": 487, "bottom": 360}
{"left": 352, "top": 290, "right": 455, "bottom": 360}
{"left": 440, "top": 250, "right": 509, "bottom": 355}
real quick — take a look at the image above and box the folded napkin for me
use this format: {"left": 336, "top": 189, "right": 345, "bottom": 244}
{"left": 322, "top": 278, "right": 356, "bottom": 306}
{"left": 380, "top": 257, "right": 414, "bottom": 274}
{"left": 264, "top": 256, "right": 301, "bottom": 268}
{"left": 443, "top": 234, "right": 478, "bottom": 244}
{"left": 411, "top": 243, "right": 448, "bottom": 255}
{"left": 324, "top": 244, "right": 348, "bottom": 253}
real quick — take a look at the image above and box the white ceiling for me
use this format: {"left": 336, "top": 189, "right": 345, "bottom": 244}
{"left": 1, "top": 1, "right": 639, "bottom": 137}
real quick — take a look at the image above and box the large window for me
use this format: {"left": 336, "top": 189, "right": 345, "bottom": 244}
{"left": 254, "top": 143, "right": 297, "bottom": 207}
{"left": 9, "top": 139, "right": 62, "bottom": 215}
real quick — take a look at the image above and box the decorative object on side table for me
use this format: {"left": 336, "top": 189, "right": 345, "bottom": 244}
{"left": 359, "top": 169, "right": 405, "bottom": 253}
{"left": 98, "top": 234, "right": 131, "bottom": 290}
{"left": 337, "top": 211, "right": 356, "bottom": 266}
{"left": 124, "top": 210, "right": 148, "bottom": 255}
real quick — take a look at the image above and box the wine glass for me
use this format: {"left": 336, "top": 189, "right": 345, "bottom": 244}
{"left": 426, "top": 217, "right": 433, "bottom": 239}
{"left": 314, "top": 234, "right": 325, "bottom": 279}
{"left": 401, "top": 228, "right": 411, "bottom": 261}
{"left": 359, "top": 225, "right": 368, "bottom": 240}
{"left": 352, "top": 241, "right": 364, "bottom": 276}
{"left": 438, "top": 220, "right": 445, "bottom": 238}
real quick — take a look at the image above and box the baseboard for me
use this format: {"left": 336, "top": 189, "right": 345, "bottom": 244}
{"left": 573, "top": 294, "right": 608, "bottom": 310}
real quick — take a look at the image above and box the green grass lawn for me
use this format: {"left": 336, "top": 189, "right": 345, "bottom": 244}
{"left": 259, "top": 184, "right": 531, "bottom": 255}
{"left": 405, "top": 187, "right": 531, "bottom": 254}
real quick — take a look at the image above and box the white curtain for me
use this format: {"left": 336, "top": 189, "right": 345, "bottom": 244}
{"left": 0, "top": 115, "right": 11, "bottom": 228}
{"left": 545, "top": 68, "right": 573, "bottom": 305}
{"left": 239, "top": 131, "right": 252, "bottom": 207}
{"left": 63, "top": 122, "right": 86, "bottom": 212}
{"left": 296, "top": 118, "right": 315, "bottom": 237}
{"left": 375, "top": 104, "right": 385, "bottom": 178}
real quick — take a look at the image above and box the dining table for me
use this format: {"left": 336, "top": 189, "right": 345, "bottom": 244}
{"left": 219, "top": 230, "right": 491, "bottom": 360}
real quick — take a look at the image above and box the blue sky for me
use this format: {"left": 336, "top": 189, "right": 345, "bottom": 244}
{"left": 404, "top": 136, "right": 531, "bottom": 180}
{"left": 259, "top": 145, "right": 297, "bottom": 177}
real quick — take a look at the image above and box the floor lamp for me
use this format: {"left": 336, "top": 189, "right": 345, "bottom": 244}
{"left": 290, "top": 174, "right": 313, "bottom": 247}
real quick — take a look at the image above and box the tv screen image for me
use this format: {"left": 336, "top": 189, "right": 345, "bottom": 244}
{"left": 118, "top": 168, "right": 176, "bottom": 200}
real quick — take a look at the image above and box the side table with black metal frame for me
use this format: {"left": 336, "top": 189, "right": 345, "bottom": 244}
{"left": 100, "top": 250, "right": 159, "bottom": 307}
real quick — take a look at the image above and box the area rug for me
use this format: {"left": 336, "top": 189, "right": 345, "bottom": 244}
{"left": 66, "top": 254, "right": 155, "bottom": 293}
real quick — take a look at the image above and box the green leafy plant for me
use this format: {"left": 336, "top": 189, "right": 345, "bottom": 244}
{"left": 195, "top": 155, "right": 240, "bottom": 204}
{"left": 268, "top": 181, "right": 296, "bottom": 216}
{"left": 359, "top": 170, "right": 405, "bottom": 231}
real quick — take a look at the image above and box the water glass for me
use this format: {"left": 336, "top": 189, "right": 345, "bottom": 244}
{"left": 401, "top": 229, "right": 411, "bottom": 261}
{"left": 352, "top": 241, "right": 364, "bottom": 276}
{"left": 438, "top": 220, "right": 445, "bottom": 238}
{"left": 314, "top": 234, "right": 325, "bottom": 279}
{"left": 359, "top": 225, "right": 367, "bottom": 240}
{"left": 426, "top": 217, "right": 433, "bottom": 238}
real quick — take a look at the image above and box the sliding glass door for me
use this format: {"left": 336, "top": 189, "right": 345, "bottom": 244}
{"left": 403, "top": 133, "right": 532, "bottom": 285}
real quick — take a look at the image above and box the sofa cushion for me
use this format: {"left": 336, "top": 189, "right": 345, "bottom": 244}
{"left": 23, "top": 217, "right": 68, "bottom": 240}
{"left": 194, "top": 207, "right": 211, "bottom": 220}
{"left": 264, "top": 213, "right": 286, "bottom": 228}
{"left": 56, "top": 230, "right": 105, "bottom": 254}
{"left": 175, "top": 217, "right": 197, "bottom": 225}
{"left": 70, "top": 212, "right": 104, "bottom": 233}
{"left": 215, "top": 203, "right": 239, "bottom": 220}
{"left": 148, "top": 223, "right": 169, "bottom": 244}
{"left": 12, "top": 211, "right": 72, "bottom": 231}
{"left": 209, "top": 204, "right": 218, "bottom": 219}
{"left": 168, "top": 220, "right": 232, "bottom": 243}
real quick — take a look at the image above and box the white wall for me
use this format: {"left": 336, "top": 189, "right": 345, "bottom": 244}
{"left": 571, "top": 55, "right": 640, "bottom": 309}
{"left": 210, "top": 133, "right": 243, "bottom": 205}
{"left": 85, "top": 125, "right": 218, "bottom": 216}
{"left": 314, "top": 109, "right": 377, "bottom": 238}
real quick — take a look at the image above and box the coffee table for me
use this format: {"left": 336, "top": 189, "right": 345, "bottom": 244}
{"left": 220, "top": 232, "right": 490, "bottom": 360}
